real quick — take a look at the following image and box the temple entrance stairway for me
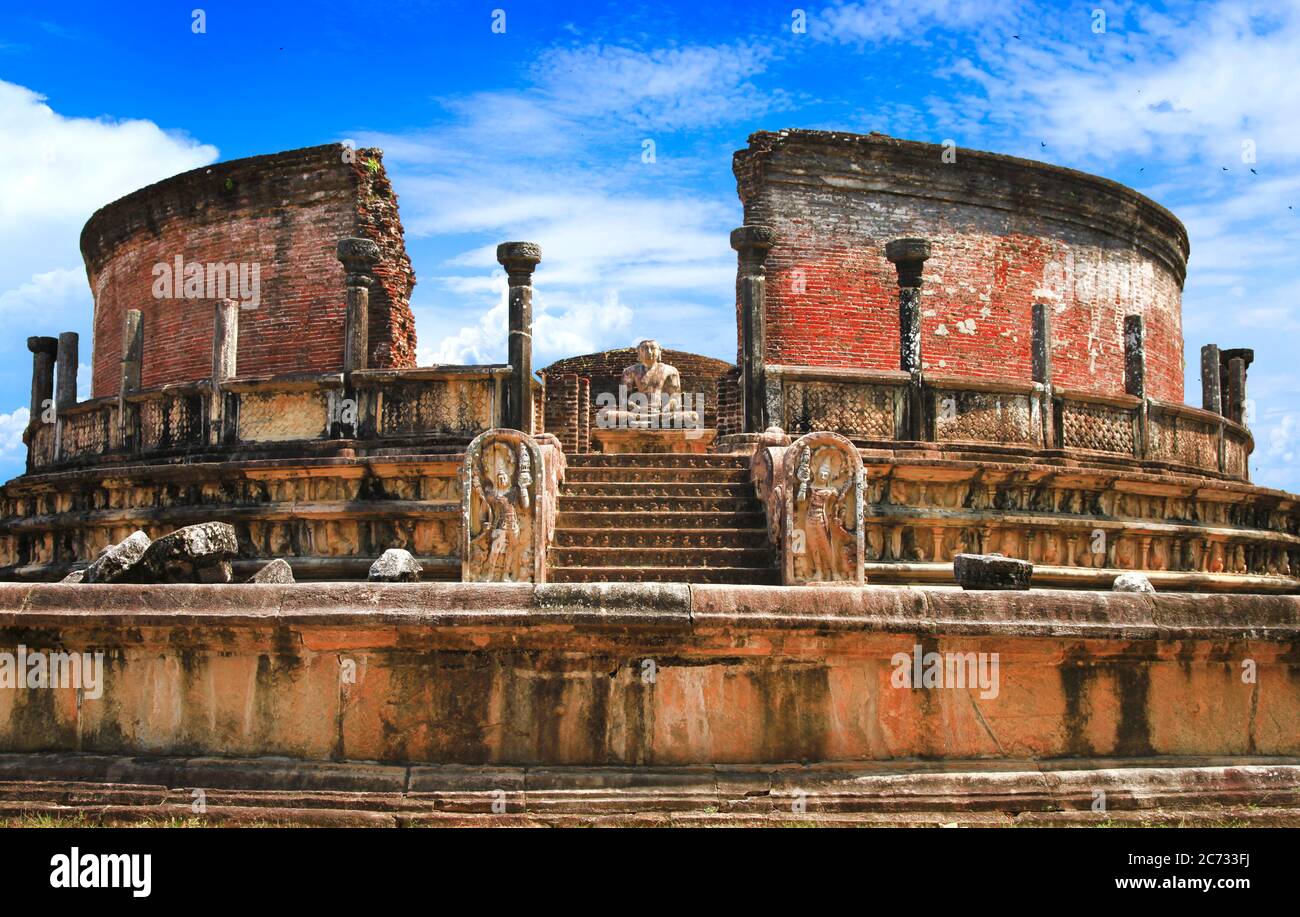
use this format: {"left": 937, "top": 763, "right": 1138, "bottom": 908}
{"left": 548, "top": 453, "right": 779, "bottom": 584}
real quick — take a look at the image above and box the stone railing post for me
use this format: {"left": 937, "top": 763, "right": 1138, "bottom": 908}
{"left": 496, "top": 242, "right": 541, "bottom": 433}
{"left": 118, "top": 310, "right": 143, "bottom": 448}
{"left": 338, "top": 238, "right": 379, "bottom": 373}
{"left": 210, "top": 298, "right": 239, "bottom": 444}
{"left": 885, "top": 238, "right": 931, "bottom": 441}
{"left": 731, "top": 225, "right": 776, "bottom": 433}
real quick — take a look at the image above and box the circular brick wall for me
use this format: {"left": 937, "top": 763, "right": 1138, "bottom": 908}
{"left": 80, "top": 144, "right": 416, "bottom": 398}
{"left": 734, "top": 130, "right": 1190, "bottom": 402}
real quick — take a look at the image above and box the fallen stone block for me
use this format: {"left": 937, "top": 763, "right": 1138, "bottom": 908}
{"left": 368, "top": 548, "right": 422, "bottom": 582}
{"left": 953, "top": 552, "right": 1032, "bottom": 591}
{"left": 83, "top": 531, "right": 151, "bottom": 584}
{"left": 1112, "top": 572, "right": 1156, "bottom": 594}
{"left": 59, "top": 569, "right": 85, "bottom": 584}
{"left": 246, "top": 558, "right": 295, "bottom": 584}
{"left": 131, "top": 522, "right": 238, "bottom": 584}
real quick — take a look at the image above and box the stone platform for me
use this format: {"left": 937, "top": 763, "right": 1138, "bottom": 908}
{"left": 1, "top": 582, "right": 1295, "bottom": 761}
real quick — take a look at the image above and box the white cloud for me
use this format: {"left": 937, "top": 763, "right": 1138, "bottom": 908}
{"left": 361, "top": 40, "right": 773, "bottom": 369}
{"left": 0, "top": 406, "right": 28, "bottom": 457}
{"left": 0, "top": 79, "right": 217, "bottom": 350}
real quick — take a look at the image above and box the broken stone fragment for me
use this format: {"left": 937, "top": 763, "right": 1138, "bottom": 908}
{"left": 82, "top": 530, "right": 152, "bottom": 584}
{"left": 1112, "top": 572, "right": 1156, "bottom": 594}
{"left": 131, "top": 522, "right": 239, "bottom": 584}
{"left": 953, "top": 552, "right": 1032, "bottom": 590}
{"left": 368, "top": 548, "right": 422, "bottom": 582}
{"left": 246, "top": 558, "right": 295, "bottom": 584}
{"left": 59, "top": 569, "right": 85, "bottom": 584}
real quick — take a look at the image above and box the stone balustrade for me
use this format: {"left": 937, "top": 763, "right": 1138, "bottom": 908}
{"left": 25, "top": 366, "right": 545, "bottom": 473}
{"left": 766, "top": 364, "right": 1254, "bottom": 481}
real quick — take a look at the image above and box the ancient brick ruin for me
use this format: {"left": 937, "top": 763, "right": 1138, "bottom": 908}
{"left": 0, "top": 131, "right": 1295, "bottom": 824}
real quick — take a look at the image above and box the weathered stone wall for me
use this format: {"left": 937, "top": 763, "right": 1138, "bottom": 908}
{"left": 734, "top": 130, "right": 1189, "bottom": 402}
{"left": 81, "top": 144, "right": 416, "bottom": 398}
{"left": 0, "top": 583, "right": 1294, "bottom": 765}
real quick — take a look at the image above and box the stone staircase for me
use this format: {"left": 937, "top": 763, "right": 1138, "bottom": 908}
{"left": 549, "top": 453, "right": 779, "bottom": 584}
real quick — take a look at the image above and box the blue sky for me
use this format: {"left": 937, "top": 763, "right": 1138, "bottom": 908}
{"left": 2, "top": 0, "right": 1298, "bottom": 489}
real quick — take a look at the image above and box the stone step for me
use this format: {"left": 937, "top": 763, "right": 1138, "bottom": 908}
{"left": 565, "top": 466, "right": 751, "bottom": 484}
{"left": 549, "top": 546, "right": 774, "bottom": 568}
{"left": 568, "top": 453, "right": 748, "bottom": 469}
{"left": 548, "top": 566, "right": 781, "bottom": 585}
{"left": 558, "top": 495, "right": 762, "bottom": 513}
{"left": 553, "top": 528, "right": 771, "bottom": 549}
{"left": 557, "top": 511, "right": 768, "bottom": 529}
{"left": 562, "top": 481, "right": 753, "bottom": 498}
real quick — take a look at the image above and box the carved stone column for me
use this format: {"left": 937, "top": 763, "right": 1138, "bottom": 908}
{"left": 54, "top": 332, "right": 79, "bottom": 462}
{"left": 496, "top": 242, "right": 541, "bottom": 433}
{"left": 1123, "top": 315, "right": 1145, "bottom": 398}
{"left": 55, "top": 332, "right": 78, "bottom": 413}
{"left": 337, "top": 238, "right": 380, "bottom": 372}
{"left": 885, "top": 238, "right": 931, "bottom": 441}
{"left": 118, "top": 310, "right": 143, "bottom": 446}
{"left": 26, "top": 336, "right": 57, "bottom": 430}
{"left": 1032, "top": 303, "right": 1053, "bottom": 447}
{"left": 211, "top": 298, "right": 239, "bottom": 444}
{"left": 731, "top": 225, "right": 775, "bottom": 433}
{"left": 1200, "top": 344, "right": 1222, "bottom": 414}
{"left": 1221, "top": 348, "right": 1254, "bottom": 426}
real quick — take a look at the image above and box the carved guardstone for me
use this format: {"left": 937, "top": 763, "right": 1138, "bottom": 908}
{"left": 775, "top": 431, "right": 865, "bottom": 585}
{"left": 462, "top": 429, "right": 563, "bottom": 582}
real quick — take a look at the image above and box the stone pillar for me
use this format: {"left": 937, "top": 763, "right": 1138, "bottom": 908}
{"left": 731, "top": 226, "right": 776, "bottom": 433}
{"left": 1221, "top": 348, "right": 1254, "bottom": 426}
{"left": 210, "top": 299, "right": 239, "bottom": 444}
{"left": 337, "top": 238, "right": 380, "bottom": 372}
{"left": 1200, "top": 344, "right": 1222, "bottom": 414}
{"left": 1031, "top": 304, "right": 1052, "bottom": 384}
{"left": 1123, "top": 315, "right": 1145, "bottom": 398}
{"left": 497, "top": 242, "right": 542, "bottom": 432}
{"left": 119, "top": 310, "right": 143, "bottom": 397}
{"left": 26, "top": 336, "right": 57, "bottom": 429}
{"left": 55, "top": 332, "right": 78, "bottom": 413}
{"left": 1031, "top": 304, "right": 1053, "bottom": 448}
{"left": 212, "top": 298, "right": 239, "bottom": 382}
{"left": 118, "top": 310, "right": 143, "bottom": 447}
{"left": 885, "top": 238, "right": 931, "bottom": 441}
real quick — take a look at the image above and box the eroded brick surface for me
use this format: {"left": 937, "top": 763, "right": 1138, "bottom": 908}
{"left": 734, "top": 130, "right": 1189, "bottom": 402}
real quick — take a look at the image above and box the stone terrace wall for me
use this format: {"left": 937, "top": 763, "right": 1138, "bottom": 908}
{"left": 734, "top": 130, "right": 1189, "bottom": 402}
{"left": 80, "top": 144, "right": 416, "bottom": 398}
{"left": 0, "top": 583, "right": 1295, "bottom": 765}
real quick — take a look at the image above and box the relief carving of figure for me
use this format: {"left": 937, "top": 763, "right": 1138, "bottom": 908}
{"left": 781, "top": 432, "right": 865, "bottom": 585}
{"left": 469, "top": 441, "right": 531, "bottom": 581}
{"left": 797, "top": 449, "right": 854, "bottom": 580}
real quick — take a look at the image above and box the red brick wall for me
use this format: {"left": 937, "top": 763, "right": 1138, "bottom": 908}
{"left": 734, "top": 131, "right": 1189, "bottom": 402}
{"left": 81, "top": 144, "right": 416, "bottom": 398}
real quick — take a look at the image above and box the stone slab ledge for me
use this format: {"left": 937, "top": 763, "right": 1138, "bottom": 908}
{"left": 0, "top": 582, "right": 1297, "bottom": 642}
{"left": 0, "top": 752, "right": 1295, "bottom": 827}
